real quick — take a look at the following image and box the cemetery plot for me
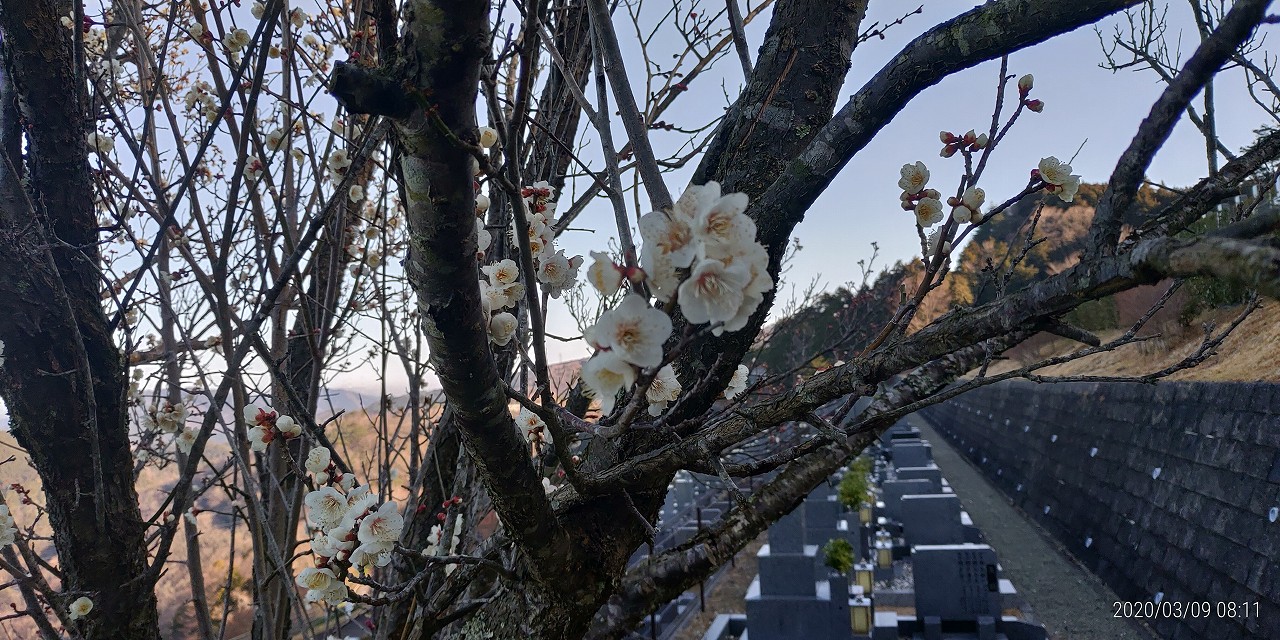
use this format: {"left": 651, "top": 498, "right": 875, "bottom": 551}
{"left": 699, "top": 422, "right": 1048, "bottom": 640}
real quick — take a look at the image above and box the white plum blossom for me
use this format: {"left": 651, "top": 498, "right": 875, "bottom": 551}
{"left": 1056, "top": 175, "right": 1082, "bottom": 203}
{"left": 245, "top": 156, "right": 265, "bottom": 182}
{"left": 87, "top": 131, "right": 113, "bottom": 155}
{"left": 488, "top": 312, "right": 518, "bottom": 346}
{"left": 516, "top": 407, "right": 547, "bottom": 442}
{"left": 723, "top": 364, "right": 749, "bottom": 400}
{"left": 358, "top": 502, "right": 404, "bottom": 545}
{"left": 350, "top": 540, "right": 395, "bottom": 571}
{"left": 247, "top": 425, "right": 271, "bottom": 452}
{"left": 265, "top": 128, "right": 287, "bottom": 152}
{"left": 304, "top": 580, "right": 348, "bottom": 606}
{"left": 898, "top": 161, "right": 930, "bottom": 194}
{"left": 641, "top": 244, "right": 683, "bottom": 303}
{"left": 678, "top": 258, "right": 751, "bottom": 326}
{"left": 475, "top": 193, "right": 491, "bottom": 215}
{"left": 305, "top": 486, "right": 347, "bottom": 530}
{"left": 646, "top": 365, "right": 682, "bottom": 416}
{"left": 251, "top": 2, "right": 266, "bottom": 19}
{"left": 638, "top": 208, "right": 695, "bottom": 266}
{"left": 476, "top": 218, "right": 492, "bottom": 255}
{"left": 1037, "top": 156, "right": 1074, "bottom": 186}
{"left": 581, "top": 350, "right": 637, "bottom": 415}
{"left": 1037, "top": 157, "right": 1082, "bottom": 203}
{"left": 68, "top": 596, "right": 94, "bottom": 621}
{"left": 536, "top": 249, "right": 582, "bottom": 299}
{"left": 962, "top": 186, "right": 985, "bottom": 211}
{"left": 482, "top": 259, "right": 520, "bottom": 287}
{"left": 276, "top": 415, "right": 301, "bottom": 438}
{"left": 587, "top": 251, "right": 624, "bottom": 296}
{"left": 478, "top": 126, "right": 499, "bottom": 149}
{"left": 305, "top": 447, "right": 331, "bottom": 475}
{"left": 480, "top": 280, "right": 524, "bottom": 312}
{"left": 296, "top": 566, "right": 338, "bottom": 593}
{"left": 154, "top": 400, "right": 188, "bottom": 433}
{"left": 587, "top": 295, "right": 672, "bottom": 368}
{"left": 326, "top": 148, "right": 351, "bottom": 181}
{"left": 692, "top": 199, "right": 755, "bottom": 259}
{"left": 951, "top": 206, "right": 973, "bottom": 224}
{"left": 223, "top": 28, "right": 251, "bottom": 54}
{"left": 914, "top": 197, "right": 944, "bottom": 227}
{"left": 348, "top": 185, "right": 364, "bottom": 203}
{"left": 706, "top": 240, "right": 771, "bottom": 335}
{"left": 310, "top": 533, "right": 344, "bottom": 560}
{"left": 289, "top": 8, "right": 308, "bottom": 29}
{"left": 175, "top": 429, "right": 197, "bottom": 454}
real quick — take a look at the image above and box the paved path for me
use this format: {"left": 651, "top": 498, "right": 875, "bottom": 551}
{"left": 908, "top": 415, "right": 1157, "bottom": 640}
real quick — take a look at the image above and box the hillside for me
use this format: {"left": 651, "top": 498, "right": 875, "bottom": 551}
{"left": 981, "top": 300, "right": 1280, "bottom": 382}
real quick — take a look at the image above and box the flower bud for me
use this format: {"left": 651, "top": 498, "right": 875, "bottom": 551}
{"left": 973, "top": 133, "right": 989, "bottom": 149}
{"left": 1018, "top": 74, "right": 1034, "bottom": 95}
{"left": 940, "top": 144, "right": 958, "bottom": 158}
{"left": 939, "top": 130, "right": 955, "bottom": 144}
{"left": 963, "top": 129, "right": 977, "bottom": 145}
{"left": 1025, "top": 99, "right": 1044, "bottom": 113}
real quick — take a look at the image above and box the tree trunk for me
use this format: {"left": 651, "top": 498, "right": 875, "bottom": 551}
{"left": 0, "top": 2, "right": 160, "bottom": 638}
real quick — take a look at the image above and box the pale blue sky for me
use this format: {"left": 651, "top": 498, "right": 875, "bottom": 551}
{"left": 517, "top": 1, "right": 1277, "bottom": 369}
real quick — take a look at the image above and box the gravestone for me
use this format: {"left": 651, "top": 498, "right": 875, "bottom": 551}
{"left": 892, "top": 441, "right": 932, "bottom": 469}
{"left": 880, "top": 478, "right": 937, "bottom": 521}
{"left": 899, "top": 494, "right": 964, "bottom": 546}
{"left": 894, "top": 465, "right": 943, "bottom": 493}
{"left": 745, "top": 509, "right": 853, "bottom": 640}
{"left": 912, "top": 544, "right": 1001, "bottom": 621}
{"left": 769, "top": 508, "right": 805, "bottom": 554}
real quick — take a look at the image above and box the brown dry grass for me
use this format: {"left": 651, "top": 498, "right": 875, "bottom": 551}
{"left": 979, "top": 302, "right": 1280, "bottom": 382}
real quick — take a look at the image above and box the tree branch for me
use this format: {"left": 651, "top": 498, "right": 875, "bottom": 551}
{"left": 1086, "top": 0, "right": 1274, "bottom": 255}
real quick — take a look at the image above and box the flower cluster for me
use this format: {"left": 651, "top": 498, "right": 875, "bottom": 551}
{"left": 1034, "top": 157, "right": 1081, "bottom": 203}
{"left": 578, "top": 183, "right": 768, "bottom": 417}
{"left": 424, "top": 505, "right": 466, "bottom": 569}
{"left": 0, "top": 504, "right": 15, "bottom": 547}
{"left": 243, "top": 403, "right": 302, "bottom": 452}
{"left": 939, "top": 129, "right": 988, "bottom": 158}
{"left": 479, "top": 259, "right": 524, "bottom": 346}
{"left": 948, "top": 186, "right": 986, "bottom": 224}
{"left": 518, "top": 182, "right": 582, "bottom": 299}
{"left": 640, "top": 182, "right": 771, "bottom": 334}
{"left": 301, "top": 476, "right": 404, "bottom": 604}
{"left": 898, "top": 162, "right": 945, "bottom": 228}
{"left": 1019, "top": 73, "right": 1043, "bottom": 113}
{"left": 182, "top": 80, "right": 220, "bottom": 121}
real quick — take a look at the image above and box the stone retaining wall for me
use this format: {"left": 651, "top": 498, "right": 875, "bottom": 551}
{"left": 919, "top": 380, "right": 1280, "bottom": 639}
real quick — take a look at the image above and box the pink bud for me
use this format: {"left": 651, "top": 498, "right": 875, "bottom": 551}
{"left": 1025, "top": 99, "right": 1044, "bottom": 113}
